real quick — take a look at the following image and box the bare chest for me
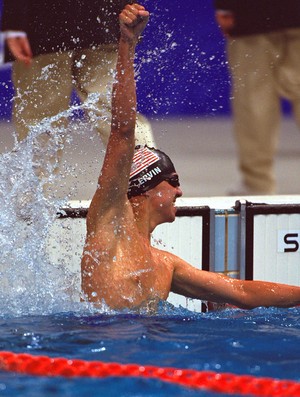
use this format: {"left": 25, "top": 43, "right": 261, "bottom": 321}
{"left": 81, "top": 233, "right": 173, "bottom": 308}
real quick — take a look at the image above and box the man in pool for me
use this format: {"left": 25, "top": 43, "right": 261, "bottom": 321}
{"left": 81, "top": 3, "right": 300, "bottom": 311}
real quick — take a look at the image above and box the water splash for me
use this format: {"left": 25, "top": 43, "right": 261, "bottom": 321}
{"left": 0, "top": 96, "right": 110, "bottom": 317}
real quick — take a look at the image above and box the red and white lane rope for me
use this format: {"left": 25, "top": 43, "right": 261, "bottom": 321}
{"left": 0, "top": 351, "right": 299, "bottom": 396}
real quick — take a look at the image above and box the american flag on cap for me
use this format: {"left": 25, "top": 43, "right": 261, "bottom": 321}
{"left": 130, "top": 146, "right": 159, "bottom": 179}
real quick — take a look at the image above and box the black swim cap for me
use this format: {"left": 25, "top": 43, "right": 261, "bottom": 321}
{"left": 127, "top": 145, "right": 177, "bottom": 199}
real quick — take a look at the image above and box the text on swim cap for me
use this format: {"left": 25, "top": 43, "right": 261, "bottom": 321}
{"left": 138, "top": 166, "right": 162, "bottom": 185}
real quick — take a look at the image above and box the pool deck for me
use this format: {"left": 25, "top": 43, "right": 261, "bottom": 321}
{"left": 0, "top": 116, "right": 299, "bottom": 201}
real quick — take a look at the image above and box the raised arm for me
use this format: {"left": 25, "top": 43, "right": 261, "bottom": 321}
{"left": 171, "top": 256, "right": 300, "bottom": 309}
{"left": 87, "top": 4, "right": 149, "bottom": 233}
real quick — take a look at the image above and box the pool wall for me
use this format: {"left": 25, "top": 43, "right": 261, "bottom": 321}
{"left": 47, "top": 196, "right": 300, "bottom": 312}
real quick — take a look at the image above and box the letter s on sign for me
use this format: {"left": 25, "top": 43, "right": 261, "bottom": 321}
{"left": 284, "top": 233, "right": 299, "bottom": 252}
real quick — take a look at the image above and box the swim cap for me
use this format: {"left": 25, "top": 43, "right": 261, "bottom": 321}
{"left": 127, "top": 145, "right": 177, "bottom": 199}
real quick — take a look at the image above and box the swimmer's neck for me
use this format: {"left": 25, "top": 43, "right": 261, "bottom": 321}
{"left": 130, "top": 196, "right": 156, "bottom": 240}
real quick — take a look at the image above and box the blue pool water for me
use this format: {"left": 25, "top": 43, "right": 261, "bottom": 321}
{"left": 0, "top": 304, "right": 299, "bottom": 397}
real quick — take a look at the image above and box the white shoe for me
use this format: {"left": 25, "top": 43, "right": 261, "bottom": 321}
{"left": 226, "top": 181, "right": 275, "bottom": 196}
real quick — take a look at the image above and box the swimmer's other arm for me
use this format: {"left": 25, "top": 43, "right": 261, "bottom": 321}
{"left": 171, "top": 256, "right": 300, "bottom": 309}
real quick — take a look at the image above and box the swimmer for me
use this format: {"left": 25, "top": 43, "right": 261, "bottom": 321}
{"left": 81, "top": 3, "right": 300, "bottom": 311}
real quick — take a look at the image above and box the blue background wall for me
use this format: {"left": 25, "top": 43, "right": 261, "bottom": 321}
{"left": 0, "top": 0, "right": 231, "bottom": 120}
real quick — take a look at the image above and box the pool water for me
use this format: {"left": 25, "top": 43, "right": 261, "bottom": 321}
{"left": 0, "top": 304, "right": 299, "bottom": 397}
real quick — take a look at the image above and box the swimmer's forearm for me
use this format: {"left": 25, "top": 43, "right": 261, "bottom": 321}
{"left": 111, "top": 5, "right": 149, "bottom": 138}
{"left": 236, "top": 280, "right": 300, "bottom": 309}
{"left": 111, "top": 38, "right": 137, "bottom": 137}
{"left": 172, "top": 264, "right": 300, "bottom": 309}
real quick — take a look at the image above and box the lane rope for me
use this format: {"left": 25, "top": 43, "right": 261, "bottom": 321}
{"left": 0, "top": 351, "right": 299, "bottom": 396}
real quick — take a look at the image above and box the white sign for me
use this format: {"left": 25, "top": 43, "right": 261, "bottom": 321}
{"left": 278, "top": 230, "right": 300, "bottom": 253}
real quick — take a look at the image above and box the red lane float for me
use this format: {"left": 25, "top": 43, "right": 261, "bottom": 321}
{"left": 0, "top": 351, "right": 300, "bottom": 397}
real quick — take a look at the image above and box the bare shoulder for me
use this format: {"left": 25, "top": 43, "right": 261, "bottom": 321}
{"left": 150, "top": 246, "right": 185, "bottom": 273}
{"left": 150, "top": 248, "right": 210, "bottom": 298}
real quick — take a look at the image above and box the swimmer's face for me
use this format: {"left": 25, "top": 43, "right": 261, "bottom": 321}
{"left": 147, "top": 173, "right": 182, "bottom": 224}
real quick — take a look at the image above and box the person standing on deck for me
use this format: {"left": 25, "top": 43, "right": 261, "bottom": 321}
{"left": 1, "top": 0, "right": 154, "bottom": 178}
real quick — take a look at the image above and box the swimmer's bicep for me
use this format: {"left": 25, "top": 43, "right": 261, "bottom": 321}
{"left": 170, "top": 256, "right": 208, "bottom": 298}
{"left": 86, "top": 197, "right": 128, "bottom": 236}
{"left": 95, "top": 139, "right": 132, "bottom": 204}
{"left": 86, "top": 138, "right": 133, "bottom": 232}
{"left": 171, "top": 258, "right": 238, "bottom": 302}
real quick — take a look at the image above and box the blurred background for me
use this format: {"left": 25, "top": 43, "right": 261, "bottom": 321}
{"left": 0, "top": 0, "right": 299, "bottom": 199}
